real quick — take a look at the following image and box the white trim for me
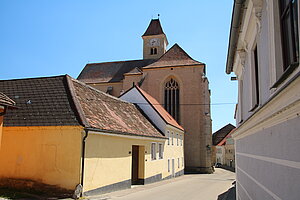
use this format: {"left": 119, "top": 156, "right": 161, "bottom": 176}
{"left": 232, "top": 78, "right": 300, "bottom": 140}
{"left": 236, "top": 180, "right": 253, "bottom": 200}
{"left": 88, "top": 131, "right": 166, "bottom": 142}
{"left": 237, "top": 152, "right": 300, "bottom": 170}
{"left": 237, "top": 167, "right": 282, "bottom": 200}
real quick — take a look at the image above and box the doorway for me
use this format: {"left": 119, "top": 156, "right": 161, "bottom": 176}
{"left": 131, "top": 145, "right": 139, "bottom": 184}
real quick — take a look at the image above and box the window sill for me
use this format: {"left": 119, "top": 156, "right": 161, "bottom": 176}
{"left": 249, "top": 104, "right": 258, "bottom": 112}
{"left": 271, "top": 62, "right": 299, "bottom": 89}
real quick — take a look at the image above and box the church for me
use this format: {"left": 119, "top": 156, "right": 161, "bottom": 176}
{"left": 78, "top": 18, "right": 213, "bottom": 173}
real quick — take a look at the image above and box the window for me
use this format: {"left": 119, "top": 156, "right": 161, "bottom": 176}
{"left": 181, "top": 135, "right": 183, "bottom": 146}
{"left": 150, "top": 47, "right": 157, "bottom": 55}
{"left": 171, "top": 132, "right": 174, "bottom": 145}
{"left": 178, "top": 158, "right": 180, "bottom": 168}
{"left": 250, "top": 45, "right": 260, "bottom": 110}
{"left": 279, "top": 0, "right": 299, "bottom": 71}
{"left": 176, "top": 133, "right": 179, "bottom": 146}
{"left": 158, "top": 143, "right": 163, "bottom": 159}
{"left": 167, "top": 131, "right": 170, "bottom": 145}
{"left": 168, "top": 159, "right": 170, "bottom": 172}
{"left": 164, "top": 78, "right": 180, "bottom": 122}
{"left": 151, "top": 143, "right": 156, "bottom": 160}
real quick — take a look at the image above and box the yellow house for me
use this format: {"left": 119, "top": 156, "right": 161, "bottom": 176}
{"left": 120, "top": 85, "right": 185, "bottom": 179}
{"left": 0, "top": 75, "right": 176, "bottom": 197}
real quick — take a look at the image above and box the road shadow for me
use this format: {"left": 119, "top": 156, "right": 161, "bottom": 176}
{"left": 217, "top": 182, "right": 236, "bottom": 200}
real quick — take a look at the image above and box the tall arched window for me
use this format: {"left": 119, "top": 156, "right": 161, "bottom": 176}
{"left": 164, "top": 78, "right": 180, "bottom": 122}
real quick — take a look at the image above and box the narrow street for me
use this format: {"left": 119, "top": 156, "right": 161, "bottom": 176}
{"left": 89, "top": 168, "right": 235, "bottom": 200}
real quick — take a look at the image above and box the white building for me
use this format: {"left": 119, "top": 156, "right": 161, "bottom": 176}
{"left": 226, "top": 0, "right": 300, "bottom": 199}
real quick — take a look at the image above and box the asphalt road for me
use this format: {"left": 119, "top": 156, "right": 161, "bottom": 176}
{"left": 90, "top": 168, "right": 235, "bottom": 200}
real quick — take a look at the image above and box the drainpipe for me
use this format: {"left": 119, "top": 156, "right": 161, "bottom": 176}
{"left": 80, "top": 129, "right": 89, "bottom": 196}
{"left": 226, "top": 0, "right": 246, "bottom": 74}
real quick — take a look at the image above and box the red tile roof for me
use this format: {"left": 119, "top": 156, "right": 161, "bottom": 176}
{"left": 135, "top": 86, "right": 184, "bottom": 131}
{"left": 143, "top": 44, "right": 203, "bottom": 69}
{"left": 71, "top": 78, "right": 165, "bottom": 138}
{"left": 142, "top": 19, "right": 165, "bottom": 36}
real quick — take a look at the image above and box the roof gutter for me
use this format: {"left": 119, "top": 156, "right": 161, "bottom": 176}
{"left": 226, "top": 0, "right": 246, "bottom": 74}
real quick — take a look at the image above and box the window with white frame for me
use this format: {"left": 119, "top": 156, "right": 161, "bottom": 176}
{"left": 271, "top": 0, "right": 299, "bottom": 88}
{"left": 158, "top": 143, "right": 163, "bottom": 159}
{"left": 176, "top": 133, "right": 179, "bottom": 146}
{"left": 168, "top": 159, "right": 170, "bottom": 172}
{"left": 279, "top": 0, "right": 299, "bottom": 71}
{"left": 171, "top": 132, "right": 174, "bottom": 145}
{"left": 178, "top": 158, "right": 180, "bottom": 168}
{"left": 151, "top": 143, "right": 156, "bottom": 160}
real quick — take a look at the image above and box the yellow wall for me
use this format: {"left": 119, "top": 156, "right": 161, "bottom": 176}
{"left": 88, "top": 82, "right": 123, "bottom": 97}
{"left": 162, "top": 125, "right": 184, "bottom": 178}
{"left": 0, "top": 126, "right": 83, "bottom": 190}
{"left": 84, "top": 127, "right": 184, "bottom": 193}
{"left": 83, "top": 132, "right": 164, "bottom": 192}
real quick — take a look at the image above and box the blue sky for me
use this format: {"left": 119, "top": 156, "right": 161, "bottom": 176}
{"left": 0, "top": 0, "right": 236, "bottom": 132}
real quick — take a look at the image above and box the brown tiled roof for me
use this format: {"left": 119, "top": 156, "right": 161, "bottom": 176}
{"left": 142, "top": 19, "right": 165, "bottom": 36}
{"left": 212, "top": 124, "right": 235, "bottom": 145}
{"left": 0, "top": 75, "right": 164, "bottom": 139}
{"left": 143, "top": 44, "right": 203, "bottom": 69}
{"left": 217, "top": 128, "right": 235, "bottom": 146}
{"left": 77, "top": 59, "right": 156, "bottom": 83}
{"left": 71, "top": 79, "right": 164, "bottom": 138}
{"left": 0, "top": 92, "right": 16, "bottom": 107}
{"left": 0, "top": 76, "right": 81, "bottom": 127}
{"left": 135, "top": 86, "right": 184, "bottom": 131}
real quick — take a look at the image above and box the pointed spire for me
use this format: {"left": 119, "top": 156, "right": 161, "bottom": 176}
{"left": 142, "top": 18, "right": 165, "bottom": 36}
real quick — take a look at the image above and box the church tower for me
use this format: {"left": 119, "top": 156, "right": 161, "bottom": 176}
{"left": 142, "top": 19, "right": 168, "bottom": 59}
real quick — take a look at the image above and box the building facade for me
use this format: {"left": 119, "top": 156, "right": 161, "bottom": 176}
{"left": 78, "top": 19, "right": 213, "bottom": 173}
{"left": 226, "top": 0, "right": 300, "bottom": 199}
{"left": 0, "top": 75, "right": 184, "bottom": 197}
{"left": 120, "top": 85, "right": 185, "bottom": 179}
{"left": 212, "top": 123, "right": 235, "bottom": 166}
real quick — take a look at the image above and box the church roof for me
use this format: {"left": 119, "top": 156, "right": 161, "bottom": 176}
{"left": 77, "top": 59, "right": 156, "bottom": 83}
{"left": 143, "top": 43, "right": 203, "bottom": 69}
{"left": 0, "top": 75, "right": 164, "bottom": 139}
{"left": 124, "top": 67, "right": 143, "bottom": 76}
{"left": 142, "top": 19, "right": 165, "bottom": 36}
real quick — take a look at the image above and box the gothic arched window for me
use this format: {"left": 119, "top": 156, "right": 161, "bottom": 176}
{"left": 164, "top": 78, "right": 180, "bottom": 122}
